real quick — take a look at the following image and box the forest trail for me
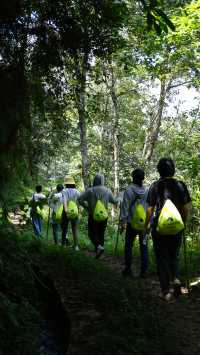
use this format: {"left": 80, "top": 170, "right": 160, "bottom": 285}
{"left": 83, "top": 250, "right": 200, "bottom": 355}
{"left": 53, "top": 243, "right": 200, "bottom": 355}
{"left": 8, "top": 213, "right": 200, "bottom": 354}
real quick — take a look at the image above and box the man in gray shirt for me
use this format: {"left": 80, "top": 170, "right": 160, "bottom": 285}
{"left": 78, "top": 173, "right": 118, "bottom": 258}
{"left": 120, "top": 168, "right": 149, "bottom": 278}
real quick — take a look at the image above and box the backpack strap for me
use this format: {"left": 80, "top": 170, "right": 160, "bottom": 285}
{"left": 129, "top": 188, "right": 139, "bottom": 214}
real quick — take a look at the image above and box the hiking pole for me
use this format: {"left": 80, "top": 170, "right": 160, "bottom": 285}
{"left": 183, "top": 230, "right": 190, "bottom": 297}
{"left": 113, "top": 201, "right": 122, "bottom": 256}
{"left": 46, "top": 187, "right": 52, "bottom": 241}
{"left": 46, "top": 206, "right": 51, "bottom": 241}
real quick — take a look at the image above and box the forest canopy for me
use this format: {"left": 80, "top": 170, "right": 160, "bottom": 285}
{"left": 0, "top": 0, "right": 200, "bottom": 213}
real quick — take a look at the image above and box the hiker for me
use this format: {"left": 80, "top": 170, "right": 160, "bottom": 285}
{"left": 48, "top": 184, "right": 64, "bottom": 245}
{"left": 120, "top": 168, "right": 149, "bottom": 278}
{"left": 78, "top": 173, "right": 118, "bottom": 258}
{"left": 61, "top": 176, "right": 80, "bottom": 250}
{"left": 30, "top": 185, "right": 46, "bottom": 238}
{"left": 145, "top": 157, "right": 191, "bottom": 302}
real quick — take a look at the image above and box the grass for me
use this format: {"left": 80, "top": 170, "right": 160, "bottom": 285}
{"left": 1, "top": 217, "right": 200, "bottom": 355}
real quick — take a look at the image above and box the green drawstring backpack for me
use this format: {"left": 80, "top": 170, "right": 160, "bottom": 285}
{"left": 131, "top": 197, "right": 146, "bottom": 231}
{"left": 93, "top": 200, "right": 108, "bottom": 222}
{"left": 54, "top": 204, "right": 63, "bottom": 223}
{"left": 36, "top": 206, "right": 48, "bottom": 221}
{"left": 157, "top": 199, "right": 184, "bottom": 235}
{"left": 66, "top": 200, "right": 78, "bottom": 219}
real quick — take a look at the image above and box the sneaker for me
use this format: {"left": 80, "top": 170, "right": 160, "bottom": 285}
{"left": 173, "top": 278, "right": 181, "bottom": 286}
{"left": 165, "top": 292, "right": 174, "bottom": 302}
{"left": 159, "top": 291, "right": 174, "bottom": 303}
{"left": 173, "top": 279, "right": 182, "bottom": 298}
{"left": 95, "top": 245, "right": 104, "bottom": 259}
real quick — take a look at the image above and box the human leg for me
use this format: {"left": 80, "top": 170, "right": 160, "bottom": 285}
{"left": 123, "top": 223, "right": 136, "bottom": 273}
{"left": 96, "top": 219, "right": 107, "bottom": 247}
{"left": 168, "top": 234, "right": 182, "bottom": 282}
{"left": 152, "top": 232, "right": 171, "bottom": 294}
{"left": 139, "top": 232, "right": 148, "bottom": 277}
{"left": 61, "top": 212, "right": 69, "bottom": 246}
{"left": 95, "top": 219, "right": 107, "bottom": 258}
{"left": 52, "top": 222, "right": 59, "bottom": 244}
{"left": 88, "top": 215, "right": 98, "bottom": 252}
{"left": 71, "top": 218, "right": 79, "bottom": 250}
{"left": 32, "top": 215, "right": 42, "bottom": 238}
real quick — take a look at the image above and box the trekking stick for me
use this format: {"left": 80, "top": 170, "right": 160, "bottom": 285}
{"left": 46, "top": 188, "right": 52, "bottom": 241}
{"left": 183, "top": 230, "right": 190, "bottom": 297}
{"left": 46, "top": 207, "right": 51, "bottom": 241}
{"left": 113, "top": 201, "right": 122, "bottom": 256}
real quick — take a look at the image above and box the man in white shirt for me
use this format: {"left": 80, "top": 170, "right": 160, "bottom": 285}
{"left": 30, "top": 185, "right": 46, "bottom": 238}
{"left": 61, "top": 176, "right": 80, "bottom": 250}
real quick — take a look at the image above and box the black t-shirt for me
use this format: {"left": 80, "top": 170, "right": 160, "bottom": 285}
{"left": 147, "top": 177, "right": 191, "bottom": 217}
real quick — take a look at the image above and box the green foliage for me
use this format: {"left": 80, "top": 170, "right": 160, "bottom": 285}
{"left": 0, "top": 228, "right": 40, "bottom": 355}
{"left": 141, "top": 0, "right": 175, "bottom": 34}
{"left": 1, "top": 0, "right": 200, "bottom": 223}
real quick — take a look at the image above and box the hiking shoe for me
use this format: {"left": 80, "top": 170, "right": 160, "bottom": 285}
{"left": 173, "top": 278, "right": 181, "bottom": 286}
{"left": 165, "top": 292, "right": 174, "bottom": 302}
{"left": 159, "top": 292, "right": 174, "bottom": 303}
{"left": 95, "top": 245, "right": 104, "bottom": 259}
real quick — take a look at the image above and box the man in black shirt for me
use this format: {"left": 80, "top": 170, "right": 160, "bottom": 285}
{"left": 146, "top": 158, "right": 191, "bottom": 301}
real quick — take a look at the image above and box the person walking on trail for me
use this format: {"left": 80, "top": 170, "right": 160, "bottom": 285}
{"left": 145, "top": 157, "right": 192, "bottom": 302}
{"left": 30, "top": 185, "right": 46, "bottom": 238}
{"left": 61, "top": 176, "right": 80, "bottom": 250}
{"left": 78, "top": 173, "right": 118, "bottom": 259}
{"left": 48, "top": 184, "right": 64, "bottom": 245}
{"left": 120, "top": 168, "right": 149, "bottom": 279}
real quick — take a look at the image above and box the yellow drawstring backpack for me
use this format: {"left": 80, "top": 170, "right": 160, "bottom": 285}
{"left": 93, "top": 200, "right": 108, "bottom": 221}
{"left": 157, "top": 199, "right": 184, "bottom": 235}
{"left": 131, "top": 197, "right": 146, "bottom": 231}
{"left": 66, "top": 200, "right": 78, "bottom": 219}
{"left": 54, "top": 204, "right": 63, "bottom": 223}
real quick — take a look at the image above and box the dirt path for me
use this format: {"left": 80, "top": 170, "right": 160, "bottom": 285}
{"left": 51, "top": 246, "right": 200, "bottom": 355}
{"left": 9, "top": 214, "right": 200, "bottom": 354}
{"left": 84, "top": 250, "right": 200, "bottom": 355}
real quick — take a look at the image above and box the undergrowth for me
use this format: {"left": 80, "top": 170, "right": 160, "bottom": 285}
{"left": 1, "top": 220, "right": 200, "bottom": 355}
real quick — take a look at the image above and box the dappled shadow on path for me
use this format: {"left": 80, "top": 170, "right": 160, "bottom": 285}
{"left": 83, "top": 249, "right": 200, "bottom": 355}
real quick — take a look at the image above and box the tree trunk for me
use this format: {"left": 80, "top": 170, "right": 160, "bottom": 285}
{"left": 104, "top": 63, "right": 120, "bottom": 195}
{"left": 142, "top": 77, "right": 171, "bottom": 163}
{"left": 75, "top": 53, "right": 90, "bottom": 189}
{"left": 111, "top": 80, "right": 120, "bottom": 195}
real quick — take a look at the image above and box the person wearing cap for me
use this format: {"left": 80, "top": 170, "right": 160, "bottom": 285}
{"left": 48, "top": 184, "right": 64, "bottom": 245}
{"left": 120, "top": 168, "right": 149, "bottom": 278}
{"left": 78, "top": 173, "right": 118, "bottom": 258}
{"left": 61, "top": 176, "right": 80, "bottom": 250}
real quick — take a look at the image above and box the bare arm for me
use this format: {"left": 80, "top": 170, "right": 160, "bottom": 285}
{"left": 182, "top": 202, "right": 192, "bottom": 224}
{"left": 78, "top": 191, "right": 89, "bottom": 210}
{"left": 63, "top": 196, "right": 67, "bottom": 213}
{"left": 145, "top": 206, "right": 155, "bottom": 229}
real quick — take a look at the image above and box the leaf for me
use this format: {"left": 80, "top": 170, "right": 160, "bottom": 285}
{"left": 147, "top": 11, "right": 154, "bottom": 29}
{"left": 154, "top": 8, "right": 175, "bottom": 31}
{"left": 153, "top": 21, "right": 162, "bottom": 35}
